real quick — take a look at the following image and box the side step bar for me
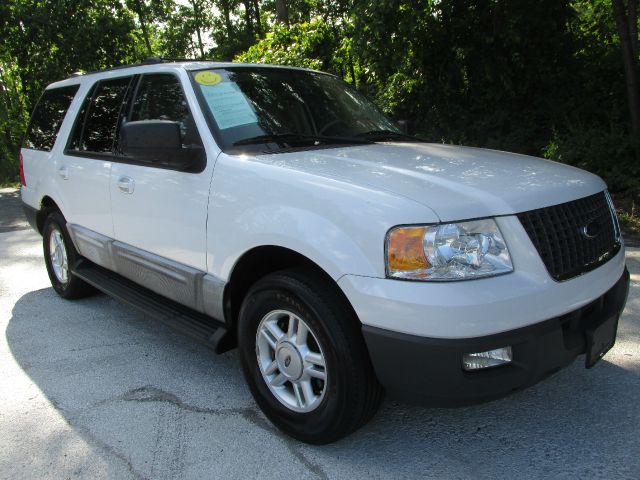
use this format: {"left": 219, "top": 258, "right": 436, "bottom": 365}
{"left": 72, "top": 259, "right": 235, "bottom": 354}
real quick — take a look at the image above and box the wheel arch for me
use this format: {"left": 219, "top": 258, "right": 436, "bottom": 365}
{"left": 36, "top": 195, "right": 63, "bottom": 233}
{"left": 223, "top": 245, "right": 358, "bottom": 330}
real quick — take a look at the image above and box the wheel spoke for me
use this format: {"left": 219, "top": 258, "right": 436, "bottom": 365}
{"left": 264, "top": 360, "right": 278, "bottom": 375}
{"left": 295, "top": 320, "right": 308, "bottom": 346}
{"left": 265, "top": 321, "right": 285, "bottom": 343}
{"left": 305, "top": 352, "right": 325, "bottom": 368}
{"left": 300, "top": 379, "right": 315, "bottom": 405}
{"left": 286, "top": 314, "right": 297, "bottom": 338}
{"left": 270, "top": 373, "right": 288, "bottom": 387}
{"left": 292, "top": 382, "right": 304, "bottom": 408}
{"left": 307, "top": 367, "right": 326, "bottom": 381}
{"left": 260, "top": 328, "right": 278, "bottom": 349}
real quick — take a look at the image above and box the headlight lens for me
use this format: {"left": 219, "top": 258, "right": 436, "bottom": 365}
{"left": 386, "top": 219, "right": 513, "bottom": 281}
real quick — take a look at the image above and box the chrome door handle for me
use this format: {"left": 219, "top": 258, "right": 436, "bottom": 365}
{"left": 57, "top": 166, "right": 69, "bottom": 180}
{"left": 117, "top": 176, "right": 135, "bottom": 194}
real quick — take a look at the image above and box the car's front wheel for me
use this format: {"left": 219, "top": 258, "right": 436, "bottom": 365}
{"left": 238, "top": 268, "right": 383, "bottom": 444}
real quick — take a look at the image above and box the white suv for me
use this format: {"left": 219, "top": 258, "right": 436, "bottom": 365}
{"left": 20, "top": 59, "right": 629, "bottom": 444}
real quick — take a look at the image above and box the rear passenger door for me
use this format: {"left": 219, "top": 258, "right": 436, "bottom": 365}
{"left": 110, "top": 72, "right": 210, "bottom": 271}
{"left": 61, "top": 76, "right": 134, "bottom": 236}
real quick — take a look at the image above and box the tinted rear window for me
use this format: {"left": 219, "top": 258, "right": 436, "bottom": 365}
{"left": 23, "top": 85, "right": 79, "bottom": 151}
{"left": 68, "top": 76, "right": 133, "bottom": 153}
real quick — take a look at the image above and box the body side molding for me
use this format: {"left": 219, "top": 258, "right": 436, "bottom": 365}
{"left": 67, "top": 223, "right": 226, "bottom": 322}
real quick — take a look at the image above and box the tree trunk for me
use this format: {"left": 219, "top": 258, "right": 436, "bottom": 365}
{"left": 612, "top": 0, "right": 640, "bottom": 138}
{"left": 242, "top": 1, "right": 254, "bottom": 36}
{"left": 0, "top": 68, "right": 20, "bottom": 156}
{"left": 221, "top": 2, "right": 233, "bottom": 39}
{"left": 191, "top": 0, "right": 205, "bottom": 58}
{"left": 132, "top": 0, "right": 153, "bottom": 56}
{"left": 275, "top": 0, "right": 289, "bottom": 25}
{"left": 252, "top": 0, "right": 262, "bottom": 36}
{"left": 629, "top": 0, "right": 638, "bottom": 58}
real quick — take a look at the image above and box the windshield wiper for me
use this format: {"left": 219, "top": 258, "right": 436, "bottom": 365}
{"left": 233, "top": 133, "right": 371, "bottom": 147}
{"left": 354, "top": 130, "right": 423, "bottom": 142}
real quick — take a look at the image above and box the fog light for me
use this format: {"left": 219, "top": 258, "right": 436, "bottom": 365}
{"left": 462, "top": 346, "right": 512, "bottom": 371}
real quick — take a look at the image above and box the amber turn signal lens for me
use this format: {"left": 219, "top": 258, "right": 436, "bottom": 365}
{"left": 387, "top": 227, "right": 429, "bottom": 272}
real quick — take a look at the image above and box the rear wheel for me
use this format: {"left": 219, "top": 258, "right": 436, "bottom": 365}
{"left": 43, "top": 211, "right": 94, "bottom": 299}
{"left": 238, "top": 268, "right": 384, "bottom": 444}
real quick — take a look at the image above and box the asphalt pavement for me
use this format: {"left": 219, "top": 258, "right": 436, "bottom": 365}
{"left": 1, "top": 188, "right": 639, "bottom": 479}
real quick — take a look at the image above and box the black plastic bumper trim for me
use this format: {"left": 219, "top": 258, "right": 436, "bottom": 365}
{"left": 362, "top": 267, "right": 630, "bottom": 406}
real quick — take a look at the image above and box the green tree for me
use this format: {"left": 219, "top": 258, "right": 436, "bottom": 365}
{"left": 235, "top": 17, "right": 356, "bottom": 79}
{"left": 612, "top": 0, "right": 639, "bottom": 137}
{"left": 1, "top": 0, "right": 639, "bottom": 199}
{"left": 0, "top": 0, "right": 148, "bottom": 181}
{"left": 0, "top": 54, "right": 28, "bottom": 183}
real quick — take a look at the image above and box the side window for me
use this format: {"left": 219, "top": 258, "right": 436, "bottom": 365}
{"left": 23, "top": 85, "right": 79, "bottom": 151}
{"left": 67, "top": 83, "right": 96, "bottom": 151}
{"left": 130, "top": 74, "right": 201, "bottom": 146}
{"left": 68, "top": 76, "right": 133, "bottom": 153}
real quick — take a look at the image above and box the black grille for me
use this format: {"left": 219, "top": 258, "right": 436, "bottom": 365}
{"left": 517, "top": 192, "right": 620, "bottom": 281}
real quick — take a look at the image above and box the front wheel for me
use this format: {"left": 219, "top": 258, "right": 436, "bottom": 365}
{"left": 42, "top": 211, "right": 94, "bottom": 299}
{"left": 238, "top": 268, "right": 383, "bottom": 444}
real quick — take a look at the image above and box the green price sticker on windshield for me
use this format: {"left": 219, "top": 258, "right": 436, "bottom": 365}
{"left": 195, "top": 71, "right": 222, "bottom": 86}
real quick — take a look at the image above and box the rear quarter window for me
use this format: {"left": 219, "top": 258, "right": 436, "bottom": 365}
{"left": 23, "top": 85, "right": 79, "bottom": 151}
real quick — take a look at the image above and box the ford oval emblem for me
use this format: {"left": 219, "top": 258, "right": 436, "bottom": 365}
{"left": 581, "top": 219, "right": 602, "bottom": 239}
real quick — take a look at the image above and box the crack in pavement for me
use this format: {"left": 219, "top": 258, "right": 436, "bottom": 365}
{"left": 71, "top": 421, "right": 151, "bottom": 480}
{"left": 39, "top": 397, "right": 148, "bottom": 479}
{"left": 75, "top": 385, "right": 329, "bottom": 480}
{"left": 69, "top": 340, "right": 141, "bottom": 353}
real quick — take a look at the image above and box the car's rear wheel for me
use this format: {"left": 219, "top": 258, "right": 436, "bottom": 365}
{"left": 238, "top": 268, "right": 384, "bottom": 444}
{"left": 43, "top": 210, "right": 94, "bottom": 299}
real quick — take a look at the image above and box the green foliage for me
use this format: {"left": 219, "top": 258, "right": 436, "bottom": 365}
{"left": 617, "top": 203, "right": 640, "bottom": 235}
{"left": 544, "top": 129, "right": 640, "bottom": 194}
{"left": 0, "top": 0, "right": 149, "bottom": 180}
{"left": 0, "top": 53, "right": 28, "bottom": 183}
{"left": 0, "top": 0, "right": 638, "bottom": 204}
{"left": 236, "top": 19, "right": 340, "bottom": 71}
{"left": 352, "top": 0, "right": 581, "bottom": 152}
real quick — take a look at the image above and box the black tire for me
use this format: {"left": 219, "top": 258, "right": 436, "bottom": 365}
{"left": 42, "top": 210, "right": 95, "bottom": 299}
{"left": 238, "top": 267, "right": 384, "bottom": 444}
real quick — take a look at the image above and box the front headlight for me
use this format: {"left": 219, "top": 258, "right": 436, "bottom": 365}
{"left": 385, "top": 219, "right": 513, "bottom": 281}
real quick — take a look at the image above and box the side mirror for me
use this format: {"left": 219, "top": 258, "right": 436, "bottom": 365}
{"left": 119, "top": 120, "right": 203, "bottom": 171}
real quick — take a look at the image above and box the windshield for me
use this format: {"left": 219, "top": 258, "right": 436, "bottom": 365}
{"left": 190, "top": 67, "right": 402, "bottom": 152}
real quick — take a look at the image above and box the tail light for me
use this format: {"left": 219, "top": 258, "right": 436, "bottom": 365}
{"left": 19, "top": 151, "right": 26, "bottom": 186}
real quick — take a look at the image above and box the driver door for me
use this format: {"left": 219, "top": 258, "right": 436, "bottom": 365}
{"left": 110, "top": 72, "right": 211, "bottom": 273}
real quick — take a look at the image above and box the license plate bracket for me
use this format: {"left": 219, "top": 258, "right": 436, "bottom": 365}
{"left": 585, "top": 314, "right": 619, "bottom": 368}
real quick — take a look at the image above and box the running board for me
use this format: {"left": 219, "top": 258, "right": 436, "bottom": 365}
{"left": 72, "top": 259, "right": 235, "bottom": 353}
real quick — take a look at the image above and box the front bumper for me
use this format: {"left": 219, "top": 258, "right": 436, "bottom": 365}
{"left": 362, "top": 268, "right": 630, "bottom": 405}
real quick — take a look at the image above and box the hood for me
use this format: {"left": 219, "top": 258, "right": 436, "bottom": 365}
{"left": 253, "top": 142, "right": 606, "bottom": 222}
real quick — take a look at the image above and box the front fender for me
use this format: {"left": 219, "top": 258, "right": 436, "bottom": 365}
{"left": 206, "top": 154, "right": 438, "bottom": 281}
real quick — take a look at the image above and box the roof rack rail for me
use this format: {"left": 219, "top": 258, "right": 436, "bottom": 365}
{"left": 70, "top": 57, "right": 217, "bottom": 79}
{"left": 142, "top": 57, "right": 206, "bottom": 64}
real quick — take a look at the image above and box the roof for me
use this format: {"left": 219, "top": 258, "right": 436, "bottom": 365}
{"left": 46, "top": 58, "right": 322, "bottom": 90}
